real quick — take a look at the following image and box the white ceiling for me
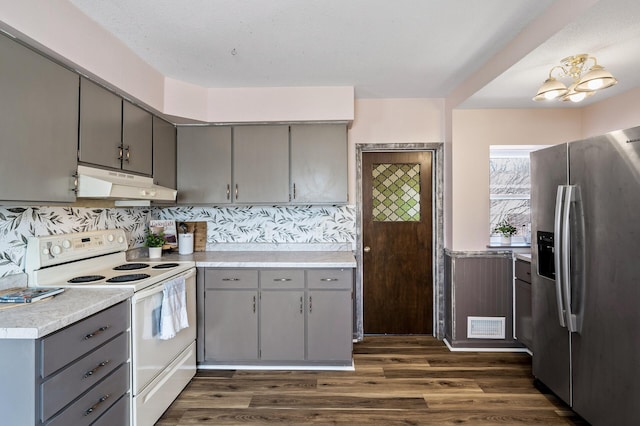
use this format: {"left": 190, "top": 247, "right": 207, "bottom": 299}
{"left": 68, "top": 0, "right": 640, "bottom": 109}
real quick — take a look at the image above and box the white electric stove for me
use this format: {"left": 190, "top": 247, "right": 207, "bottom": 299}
{"left": 25, "top": 229, "right": 197, "bottom": 426}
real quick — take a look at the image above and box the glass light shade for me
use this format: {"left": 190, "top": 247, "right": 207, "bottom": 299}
{"left": 561, "top": 83, "right": 596, "bottom": 103}
{"left": 574, "top": 65, "right": 618, "bottom": 92}
{"left": 532, "top": 77, "right": 568, "bottom": 101}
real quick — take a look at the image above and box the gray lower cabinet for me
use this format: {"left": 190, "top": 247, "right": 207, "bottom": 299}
{"left": 203, "top": 269, "right": 259, "bottom": 361}
{"left": 152, "top": 116, "right": 177, "bottom": 190}
{"left": 514, "top": 259, "right": 533, "bottom": 350}
{"left": 177, "top": 126, "right": 233, "bottom": 204}
{"left": 201, "top": 267, "right": 353, "bottom": 366}
{"left": 0, "top": 300, "right": 131, "bottom": 425}
{"left": 233, "top": 125, "right": 290, "bottom": 204}
{"left": 290, "top": 124, "right": 348, "bottom": 204}
{"left": 0, "top": 33, "right": 78, "bottom": 203}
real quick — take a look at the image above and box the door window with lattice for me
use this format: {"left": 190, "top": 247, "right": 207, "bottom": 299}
{"left": 371, "top": 163, "right": 420, "bottom": 222}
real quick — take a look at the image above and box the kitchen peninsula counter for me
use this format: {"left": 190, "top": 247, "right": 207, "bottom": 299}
{"left": 0, "top": 287, "right": 133, "bottom": 339}
{"left": 161, "top": 250, "right": 357, "bottom": 268}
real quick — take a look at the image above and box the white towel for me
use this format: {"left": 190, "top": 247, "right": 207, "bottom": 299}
{"left": 159, "top": 276, "right": 189, "bottom": 340}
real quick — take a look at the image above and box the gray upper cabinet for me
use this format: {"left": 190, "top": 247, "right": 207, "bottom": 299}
{"left": 122, "top": 100, "right": 153, "bottom": 175}
{"left": 0, "top": 34, "right": 78, "bottom": 203}
{"left": 233, "top": 125, "right": 290, "bottom": 203}
{"left": 290, "top": 124, "right": 348, "bottom": 204}
{"left": 79, "top": 77, "right": 122, "bottom": 170}
{"left": 152, "top": 117, "right": 177, "bottom": 189}
{"left": 177, "top": 126, "right": 232, "bottom": 204}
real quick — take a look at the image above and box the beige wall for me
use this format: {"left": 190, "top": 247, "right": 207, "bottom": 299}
{"left": 451, "top": 108, "right": 583, "bottom": 250}
{"left": 582, "top": 87, "right": 640, "bottom": 137}
{"left": 347, "top": 98, "right": 445, "bottom": 204}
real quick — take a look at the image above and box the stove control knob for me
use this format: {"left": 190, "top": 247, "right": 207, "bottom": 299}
{"left": 42, "top": 247, "right": 50, "bottom": 256}
{"left": 51, "top": 245, "right": 62, "bottom": 256}
{"left": 107, "top": 234, "right": 115, "bottom": 242}
{"left": 117, "top": 235, "right": 125, "bottom": 244}
{"left": 62, "top": 239, "right": 71, "bottom": 249}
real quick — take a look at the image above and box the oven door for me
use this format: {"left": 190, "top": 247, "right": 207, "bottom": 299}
{"left": 131, "top": 267, "right": 196, "bottom": 395}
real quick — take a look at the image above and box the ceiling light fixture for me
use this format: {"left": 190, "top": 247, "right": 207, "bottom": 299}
{"left": 533, "top": 54, "right": 617, "bottom": 103}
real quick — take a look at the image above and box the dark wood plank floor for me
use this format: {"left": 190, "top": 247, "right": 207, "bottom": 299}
{"left": 157, "top": 336, "right": 587, "bottom": 425}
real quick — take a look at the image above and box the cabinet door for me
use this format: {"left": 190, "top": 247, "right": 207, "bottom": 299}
{"left": 152, "top": 117, "right": 177, "bottom": 189}
{"left": 233, "top": 125, "right": 290, "bottom": 203}
{"left": 122, "top": 101, "right": 153, "bottom": 175}
{"left": 307, "top": 290, "right": 352, "bottom": 361}
{"left": 260, "top": 290, "right": 305, "bottom": 361}
{"left": 0, "top": 34, "right": 78, "bottom": 203}
{"left": 79, "top": 77, "right": 122, "bottom": 170}
{"left": 515, "top": 279, "right": 533, "bottom": 349}
{"left": 290, "top": 124, "right": 348, "bottom": 204}
{"left": 177, "top": 127, "right": 232, "bottom": 204}
{"left": 204, "top": 289, "right": 258, "bottom": 361}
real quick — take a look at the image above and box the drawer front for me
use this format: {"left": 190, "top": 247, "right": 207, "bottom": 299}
{"left": 45, "top": 363, "right": 129, "bottom": 426}
{"left": 307, "top": 268, "right": 353, "bottom": 289}
{"left": 515, "top": 259, "right": 532, "bottom": 283}
{"left": 41, "top": 332, "right": 129, "bottom": 421}
{"left": 41, "top": 301, "right": 130, "bottom": 378}
{"left": 205, "top": 269, "right": 258, "bottom": 289}
{"left": 261, "top": 269, "right": 305, "bottom": 289}
{"left": 92, "top": 392, "right": 130, "bottom": 426}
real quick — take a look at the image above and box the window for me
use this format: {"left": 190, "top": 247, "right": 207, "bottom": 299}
{"left": 489, "top": 146, "right": 543, "bottom": 245}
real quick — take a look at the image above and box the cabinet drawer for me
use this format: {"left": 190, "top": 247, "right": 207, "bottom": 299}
{"left": 92, "top": 392, "right": 130, "bottom": 426}
{"left": 41, "top": 301, "right": 129, "bottom": 378}
{"left": 261, "top": 269, "right": 305, "bottom": 289}
{"left": 41, "top": 332, "right": 129, "bottom": 421}
{"left": 45, "top": 363, "right": 129, "bottom": 426}
{"left": 307, "top": 269, "right": 353, "bottom": 289}
{"left": 205, "top": 269, "right": 258, "bottom": 289}
{"left": 515, "top": 259, "right": 532, "bottom": 283}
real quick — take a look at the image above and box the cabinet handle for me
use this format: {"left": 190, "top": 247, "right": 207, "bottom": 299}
{"left": 83, "top": 360, "right": 110, "bottom": 379}
{"left": 226, "top": 184, "right": 230, "bottom": 200}
{"left": 117, "top": 145, "right": 124, "bottom": 161}
{"left": 300, "top": 296, "right": 303, "bottom": 314}
{"left": 252, "top": 295, "right": 256, "bottom": 313}
{"left": 293, "top": 183, "right": 296, "bottom": 199}
{"left": 221, "top": 278, "right": 240, "bottom": 281}
{"left": 235, "top": 184, "right": 239, "bottom": 200}
{"left": 84, "top": 394, "right": 110, "bottom": 416}
{"left": 273, "top": 278, "right": 292, "bottom": 282}
{"left": 309, "top": 295, "right": 313, "bottom": 313}
{"left": 320, "top": 278, "right": 338, "bottom": 282}
{"left": 71, "top": 173, "right": 79, "bottom": 194}
{"left": 83, "top": 325, "right": 109, "bottom": 340}
{"left": 124, "top": 145, "right": 131, "bottom": 163}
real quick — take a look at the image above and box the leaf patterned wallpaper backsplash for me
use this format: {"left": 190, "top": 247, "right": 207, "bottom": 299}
{"left": 0, "top": 205, "right": 356, "bottom": 278}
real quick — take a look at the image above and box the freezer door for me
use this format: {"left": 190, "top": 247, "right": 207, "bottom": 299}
{"left": 568, "top": 129, "right": 640, "bottom": 425}
{"left": 530, "top": 143, "right": 571, "bottom": 405}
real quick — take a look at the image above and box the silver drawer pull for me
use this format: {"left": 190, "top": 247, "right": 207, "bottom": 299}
{"left": 83, "top": 360, "right": 110, "bottom": 379}
{"left": 84, "top": 394, "right": 110, "bottom": 416}
{"left": 84, "top": 326, "right": 110, "bottom": 340}
{"left": 222, "top": 278, "right": 240, "bottom": 281}
{"left": 273, "top": 278, "right": 292, "bottom": 282}
{"left": 320, "top": 278, "right": 338, "bottom": 282}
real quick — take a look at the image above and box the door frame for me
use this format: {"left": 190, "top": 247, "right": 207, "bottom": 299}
{"left": 355, "top": 143, "right": 445, "bottom": 340}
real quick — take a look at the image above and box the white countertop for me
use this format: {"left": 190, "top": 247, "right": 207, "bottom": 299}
{"left": 515, "top": 253, "right": 532, "bottom": 262}
{"left": 0, "top": 288, "right": 133, "bottom": 339}
{"left": 159, "top": 250, "right": 357, "bottom": 268}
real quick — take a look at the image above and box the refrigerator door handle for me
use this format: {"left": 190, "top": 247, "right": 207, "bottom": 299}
{"left": 561, "top": 185, "right": 579, "bottom": 332}
{"left": 554, "top": 186, "right": 567, "bottom": 328}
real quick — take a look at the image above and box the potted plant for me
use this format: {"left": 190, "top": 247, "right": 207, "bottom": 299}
{"left": 494, "top": 219, "right": 517, "bottom": 245}
{"left": 145, "top": 229, "right": 165, "bottom": 258}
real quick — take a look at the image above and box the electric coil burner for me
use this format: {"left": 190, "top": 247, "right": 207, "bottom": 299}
{"left": 106, "top": 273, "right": 151, "bottom": 283}
{"left": 113, "top": 263, "right": 149, "bottom": 271}
{"left": 67, "top": 275, "right": 106, "bottom": 284}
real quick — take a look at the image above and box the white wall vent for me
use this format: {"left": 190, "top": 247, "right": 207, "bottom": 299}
{"left": 467, "top": 316, "right": 505, "bottom": 339}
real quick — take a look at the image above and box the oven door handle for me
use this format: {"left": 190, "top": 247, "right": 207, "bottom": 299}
{"left": 132, "top": 268, "right": 195, "bottom": 301}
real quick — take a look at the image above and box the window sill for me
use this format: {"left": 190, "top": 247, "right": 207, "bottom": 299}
{"left": 487, "top": 243, "right": 531, "bottom": 249}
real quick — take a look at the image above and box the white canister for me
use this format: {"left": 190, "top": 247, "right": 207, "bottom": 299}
{"left": 178, "top": 233, "right": 194, "bottom": 255}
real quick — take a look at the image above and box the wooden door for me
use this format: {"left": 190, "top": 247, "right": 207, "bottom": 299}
{"left": 362, "top": 151, "right": 433, "bottom": 334}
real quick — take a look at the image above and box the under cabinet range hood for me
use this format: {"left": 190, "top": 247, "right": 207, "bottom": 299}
{"left": 76, "top": 165, "right": 177, "bottom": 203}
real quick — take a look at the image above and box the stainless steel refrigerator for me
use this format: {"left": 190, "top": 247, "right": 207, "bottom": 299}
{"left": 531, "top": 126, "right": 640, "bottom": 426}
